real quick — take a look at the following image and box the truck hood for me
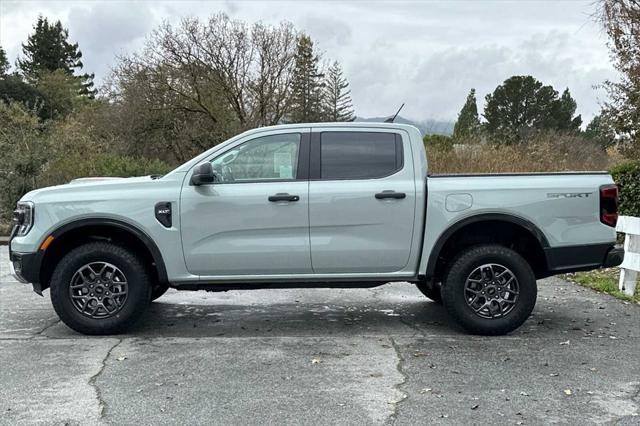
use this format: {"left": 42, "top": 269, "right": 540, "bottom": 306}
{"left": 68, "top": 176, "right": 130, "bottom": 185}
{"left": 20, "top": 175, "right": 160, "bottom": 202}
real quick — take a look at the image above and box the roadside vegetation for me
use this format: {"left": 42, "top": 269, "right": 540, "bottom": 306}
{"left": 565, "top": 269, "right": 640, "bottom": 304}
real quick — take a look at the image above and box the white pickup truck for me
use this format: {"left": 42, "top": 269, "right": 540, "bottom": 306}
{"left": 9, "top": 122, "right": 623, "bottom": 335}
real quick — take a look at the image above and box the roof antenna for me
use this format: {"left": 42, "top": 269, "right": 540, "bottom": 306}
{"left": 384, "top": 103, "right": 405, "bottom": 123}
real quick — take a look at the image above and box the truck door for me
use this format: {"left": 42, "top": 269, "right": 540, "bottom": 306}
{"left": 180, "top": 130, "right": 312, "bottom": 276}
{"left": 308, "top": 129, "right": 416, "bottom": 273}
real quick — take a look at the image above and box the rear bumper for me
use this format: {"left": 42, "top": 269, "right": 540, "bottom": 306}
{"left": 544, "top": 243, "right": 624, "bottom": 275}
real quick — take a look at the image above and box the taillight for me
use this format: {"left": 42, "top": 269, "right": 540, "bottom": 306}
{"left": 599, "top": 184, "right": 618, "bottom": 227}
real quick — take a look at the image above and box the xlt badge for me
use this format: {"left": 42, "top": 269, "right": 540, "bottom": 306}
{"left": 155, "top": 202, "right": 172, "bottom": 228}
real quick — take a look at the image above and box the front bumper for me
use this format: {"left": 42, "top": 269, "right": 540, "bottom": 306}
{"left": 9, "top": 251, "right": 38, "bottom": 284}
{"left": 8, "top": 223, "right": 42, "bottom": 293}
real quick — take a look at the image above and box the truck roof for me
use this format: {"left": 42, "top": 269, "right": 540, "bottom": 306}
{"left": 242, "top": 121, "right": 422, "bottom": 135}
{"left": 168, "top": 121, "right": 423, "bottom": 175}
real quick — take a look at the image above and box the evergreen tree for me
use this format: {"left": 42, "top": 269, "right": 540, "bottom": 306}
{"left": 0, "top": 46, "right": 9, "bottom": 76}
{"left": 0, "top": 44, "right": 45, "bottom": 117}
{"left": 322, "top": 61, "right": 355, "bottom": 122}
{"left": 453, "top": 88, "right": 480, "bottom": 140}
{"left": 17, "top": 16, "right": 95, "bottom": 96}
{"left": 550, "top": 88, "right": 582, "bottom": 131}
{"left": 484, "top": 75, "right": 582, "bottom": 143}
{"left": 584, "top": 114, "right": 616, "bottom": 150}
{"left": 289, "top": 35, "right": 324, "bottom": 123}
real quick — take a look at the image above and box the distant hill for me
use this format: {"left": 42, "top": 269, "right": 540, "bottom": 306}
{"left": 356, "top": 116, "right": 454, "bottom": 136}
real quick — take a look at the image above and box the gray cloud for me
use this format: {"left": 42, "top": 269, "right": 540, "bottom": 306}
{"left": 0, "top": 0, "right": 618, "bottom": 123}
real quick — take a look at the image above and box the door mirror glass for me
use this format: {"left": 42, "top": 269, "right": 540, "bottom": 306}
{"left": 190, "top": 162, "right": 217, "bottom": 186}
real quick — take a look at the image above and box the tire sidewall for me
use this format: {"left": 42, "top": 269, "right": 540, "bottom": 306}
{"left": 51, "top": 243, "right": 150, "bottom": 335}
{"left": 442, "top": 245, "right": 537, "bottom": 335}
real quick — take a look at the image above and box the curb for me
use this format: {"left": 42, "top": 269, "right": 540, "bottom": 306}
{"left": 0, "top": 236, "right": 8, "bottom": 246}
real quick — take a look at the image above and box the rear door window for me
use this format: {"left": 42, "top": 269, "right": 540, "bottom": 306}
{"left": 319, "top": 132, "right": 403, "bottom": 180}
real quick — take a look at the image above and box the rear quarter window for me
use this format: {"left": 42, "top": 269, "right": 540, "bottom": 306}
{"left": 320, "top": 132, "right": 403, "bottom": 180}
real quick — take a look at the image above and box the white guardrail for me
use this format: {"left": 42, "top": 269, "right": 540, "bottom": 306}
{"left": 617, "top": 216, "right": 640, "bottom": 297}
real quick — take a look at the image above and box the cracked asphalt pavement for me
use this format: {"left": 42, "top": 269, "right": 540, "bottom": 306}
{"left": 1, "top": 245, "right": 639, "bottom": 425}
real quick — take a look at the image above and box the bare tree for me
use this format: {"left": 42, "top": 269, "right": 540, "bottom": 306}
{"left": 249, "top": 21, "right": 297, "bottom": 126}
{"left": 599, "top": 0, "right": 640, "bottom": 156}
{"left": 107, "top": 13, "right": 350, "bottom": 162}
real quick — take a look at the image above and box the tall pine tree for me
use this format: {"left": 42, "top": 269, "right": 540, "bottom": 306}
{"left": 322, "top": 61, "right": 355, "bottom": 122}
{"left": 0, "top": 46, "right": 9, "bottom": 76}
{"left": 289, "top": 35, "right": 324, "bottom": 123}
{"left": 453, "top": 88, "right": 480, "bottom": 140}
{"left": 18, "top": 16, "right": 95, "bottom": 96}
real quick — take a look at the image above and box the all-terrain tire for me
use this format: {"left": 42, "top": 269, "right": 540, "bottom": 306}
{"left": 441, "top": 244, "right": 537, "bottom": 336}
{"left": 50, "top": 242, "right": 152, "bottom": 335}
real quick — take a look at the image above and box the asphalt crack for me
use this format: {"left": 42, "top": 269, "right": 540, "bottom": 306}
{"left": 386, "top": 336, "right": 409, "bottom": 425}
{"left": 34, "top": 318, "right": 61, "bottom": 337}
{"left": 89, "top": 338, "right": 123, "bottom": 421}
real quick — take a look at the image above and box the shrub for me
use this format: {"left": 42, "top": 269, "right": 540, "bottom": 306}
{"left": 610, "top": 160, "right": 640, "bottom": 217}
{"left": 427, "top": 131, "right": 611, "bottom": 174}
{"left": 0, "top": 102, "right": 47, "bottom": 223}
{"left": 423, "top": 134, "right": 454, "bottom": 151}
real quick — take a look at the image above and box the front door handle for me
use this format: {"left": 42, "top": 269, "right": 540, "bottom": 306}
{"left": 375, "top": 190, "right": 406, "bottom": 200}
{"left": 268, "top": 193, "right": 300, "bottom": 202}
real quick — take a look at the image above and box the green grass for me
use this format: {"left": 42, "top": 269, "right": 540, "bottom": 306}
{"left": 565, "top": 268, "right": 640, "bottom": 303}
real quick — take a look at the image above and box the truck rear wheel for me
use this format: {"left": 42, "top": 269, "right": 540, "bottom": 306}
{"left": 50, "top": 242, "right": 152, "bottom": 335}
{"left": 441, "top": 245, "right": 537, "bottom": 336}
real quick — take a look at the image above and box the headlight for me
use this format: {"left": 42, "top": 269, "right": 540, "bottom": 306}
{"left": 13, "top": 201, "right": 34, "bottom": 236}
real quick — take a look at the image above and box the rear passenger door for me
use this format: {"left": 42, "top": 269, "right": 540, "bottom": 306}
{"left": 308, "top": 129, "right": 416, "bottom": 274}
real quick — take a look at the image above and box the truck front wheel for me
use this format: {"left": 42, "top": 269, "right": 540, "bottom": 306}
{"left": 50, "top": 242, "right": 152, "bottom": 335}
{"left": 441, "top": 245, "right": 537, "bottom": 336}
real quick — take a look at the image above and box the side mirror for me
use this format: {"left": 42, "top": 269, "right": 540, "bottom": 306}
{"left": 190, "top": 162, "right": 216, "bottom": 186}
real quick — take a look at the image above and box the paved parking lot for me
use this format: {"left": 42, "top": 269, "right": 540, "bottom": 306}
{"left": 1, "top": 245, "right": 639, "bottom": 425}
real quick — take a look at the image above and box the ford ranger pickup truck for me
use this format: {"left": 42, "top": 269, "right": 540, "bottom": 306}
{"left": 9, "top": 122, "right": 624, "bottom": 335}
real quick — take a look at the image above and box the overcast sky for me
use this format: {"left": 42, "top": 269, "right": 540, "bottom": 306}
{"left": 0, "top": 0, "right": 616, "bottom": 124}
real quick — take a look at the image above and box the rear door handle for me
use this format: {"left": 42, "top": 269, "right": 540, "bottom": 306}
{"left": 268, "top": 193, "right": 300, "bottom": 202}
{"left": 375, "top": 190, "right": 406, "bottom": 200}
